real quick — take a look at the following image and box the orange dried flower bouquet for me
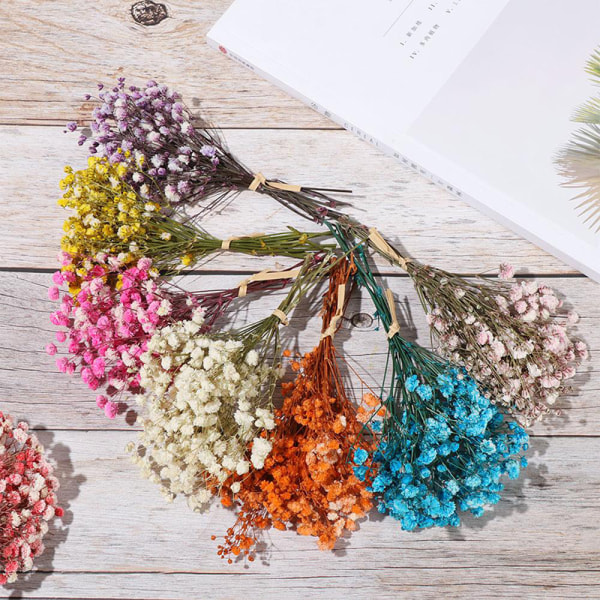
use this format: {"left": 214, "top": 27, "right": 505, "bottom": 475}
{"left": 216, "top": 257, "right": 373, "bottom": 561}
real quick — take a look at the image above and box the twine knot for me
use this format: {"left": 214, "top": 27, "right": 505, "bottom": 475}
{"left": 249, "top": 172, "right": 302, "bottom": 193}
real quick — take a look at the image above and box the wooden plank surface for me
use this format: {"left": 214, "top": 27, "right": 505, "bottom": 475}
{"left": 0, "top": 272, "right": 595, "bottom": 436}
{"left": 0, "top": 431, "right": 598, "bottom": 599}
{"left": 0, "top": 0, "right": 331, "bottom": 128}
{"left": 0, "top": 0, "right": 599, "bottom": 598}
{"left": 0, "top": 126, "right": 580, "bottom": 274}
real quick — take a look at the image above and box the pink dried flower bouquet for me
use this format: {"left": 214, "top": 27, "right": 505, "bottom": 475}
{"left": 48, "top": 252, "right": 313, "bottom": 418}
{"left": 0, "top": 411, "right": 63, "bottom": 584}
{"left": 421, "top": 264, "right": 587, "bottom": 424}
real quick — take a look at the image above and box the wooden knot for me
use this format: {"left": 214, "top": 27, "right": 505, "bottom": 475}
{"left": 131, "top": 1, "right": 168, "bottom": 26}
{"left": 350, "top": 313, "right": 374, "bottom": 329}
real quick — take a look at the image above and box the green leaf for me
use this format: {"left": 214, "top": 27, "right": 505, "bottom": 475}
{"left": 585, "top": 48, "right": 600, "bottom": 85}
{"left": 556, "top": 125, "right": 600, "bottom": 231}
{"left": 573, "top": 97, "right": 600, "bottom": 124}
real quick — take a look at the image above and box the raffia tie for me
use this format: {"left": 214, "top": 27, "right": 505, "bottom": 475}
{"left": 248, "top": 172, "right": 302, "bottom": 193}
{"left": 272, "top": 309, "right": 289, "bottom": 326}
{"left": 368, "top": 228, "right": 411, "bottom": 270}
{"left": 220, "top": 232, "right": 266, "bottom": 251}
{"left": 385, "top": 288, "right": 401, "bottom": 339}
{"left": 321, "top": 284, "right": 346, "bottom": 340}
{"left": 237, "top": 267, "right": 302, "bottom": 298}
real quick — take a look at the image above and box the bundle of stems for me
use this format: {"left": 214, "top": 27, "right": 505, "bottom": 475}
{"left": 144, "top": 220, "right": 331, "bottom": 272}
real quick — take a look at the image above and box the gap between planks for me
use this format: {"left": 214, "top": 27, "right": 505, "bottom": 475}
{"left": 0, "top": 267, "right": 587, "bottom": 279}
{"left": 0, "top": 123, "right": 344, "bottom": 131}
{"left": 0, "top": 125, "right": 588, "bottom": 274}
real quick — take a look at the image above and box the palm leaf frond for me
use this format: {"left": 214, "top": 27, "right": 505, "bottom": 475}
{"left": 556, "top": 125, "right": 600, "bottom": 231}
{"left": 585, "top": 48, "right": 600, "bottom": 85}
{"left": 573, "top": 97, "right": 600, "bottom": 123}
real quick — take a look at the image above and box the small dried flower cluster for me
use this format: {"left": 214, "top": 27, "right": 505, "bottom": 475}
{"left": 424, "top": 266, "right": 587, "bottom": 424}
{"left": 48, "top": 254, "right": 193, "bottom": 417}
{"left": 0, "top": 412, "right": 63, "bottom": 584}
{"left": 128, "top": 314, "right": 278, "bottom": 511}
{"left": 355, "top": 371, "right": 529, "bottom": 530}
{"left": 77, "top": 78, "right": 222, "bottom": 205}
{"left": 58, "top": 157, "right": 160, "bottom": 272}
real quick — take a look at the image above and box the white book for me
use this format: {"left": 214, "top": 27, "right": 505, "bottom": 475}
{"left": 208, "top": 0, "right": 600, "bottom": 281}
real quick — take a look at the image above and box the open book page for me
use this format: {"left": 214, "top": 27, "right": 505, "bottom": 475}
{"left": 209, "top": 0, "right": 508, "bottom": 138}
{"left": 209, "top": 0, "right": 600, "bottom": 279}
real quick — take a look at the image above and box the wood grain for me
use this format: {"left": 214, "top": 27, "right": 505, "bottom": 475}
{"left": 0, "top": 272, "right": 595, "bottom": 436}
{"left": 4, "top": 571, "right": 600, "bottom": 600}
{"left": 0, "top": 431, "right": 598, "bottom": 599}
{"left": 0, "top": 0, "right": 332, "bottom": 128}
{"left": 0, "top": 126, "right": 581, "bottom": 274}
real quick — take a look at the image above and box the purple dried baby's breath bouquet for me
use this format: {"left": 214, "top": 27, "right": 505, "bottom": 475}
{"left": 71, "top": 78, "right": 348, "bottom": 223}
